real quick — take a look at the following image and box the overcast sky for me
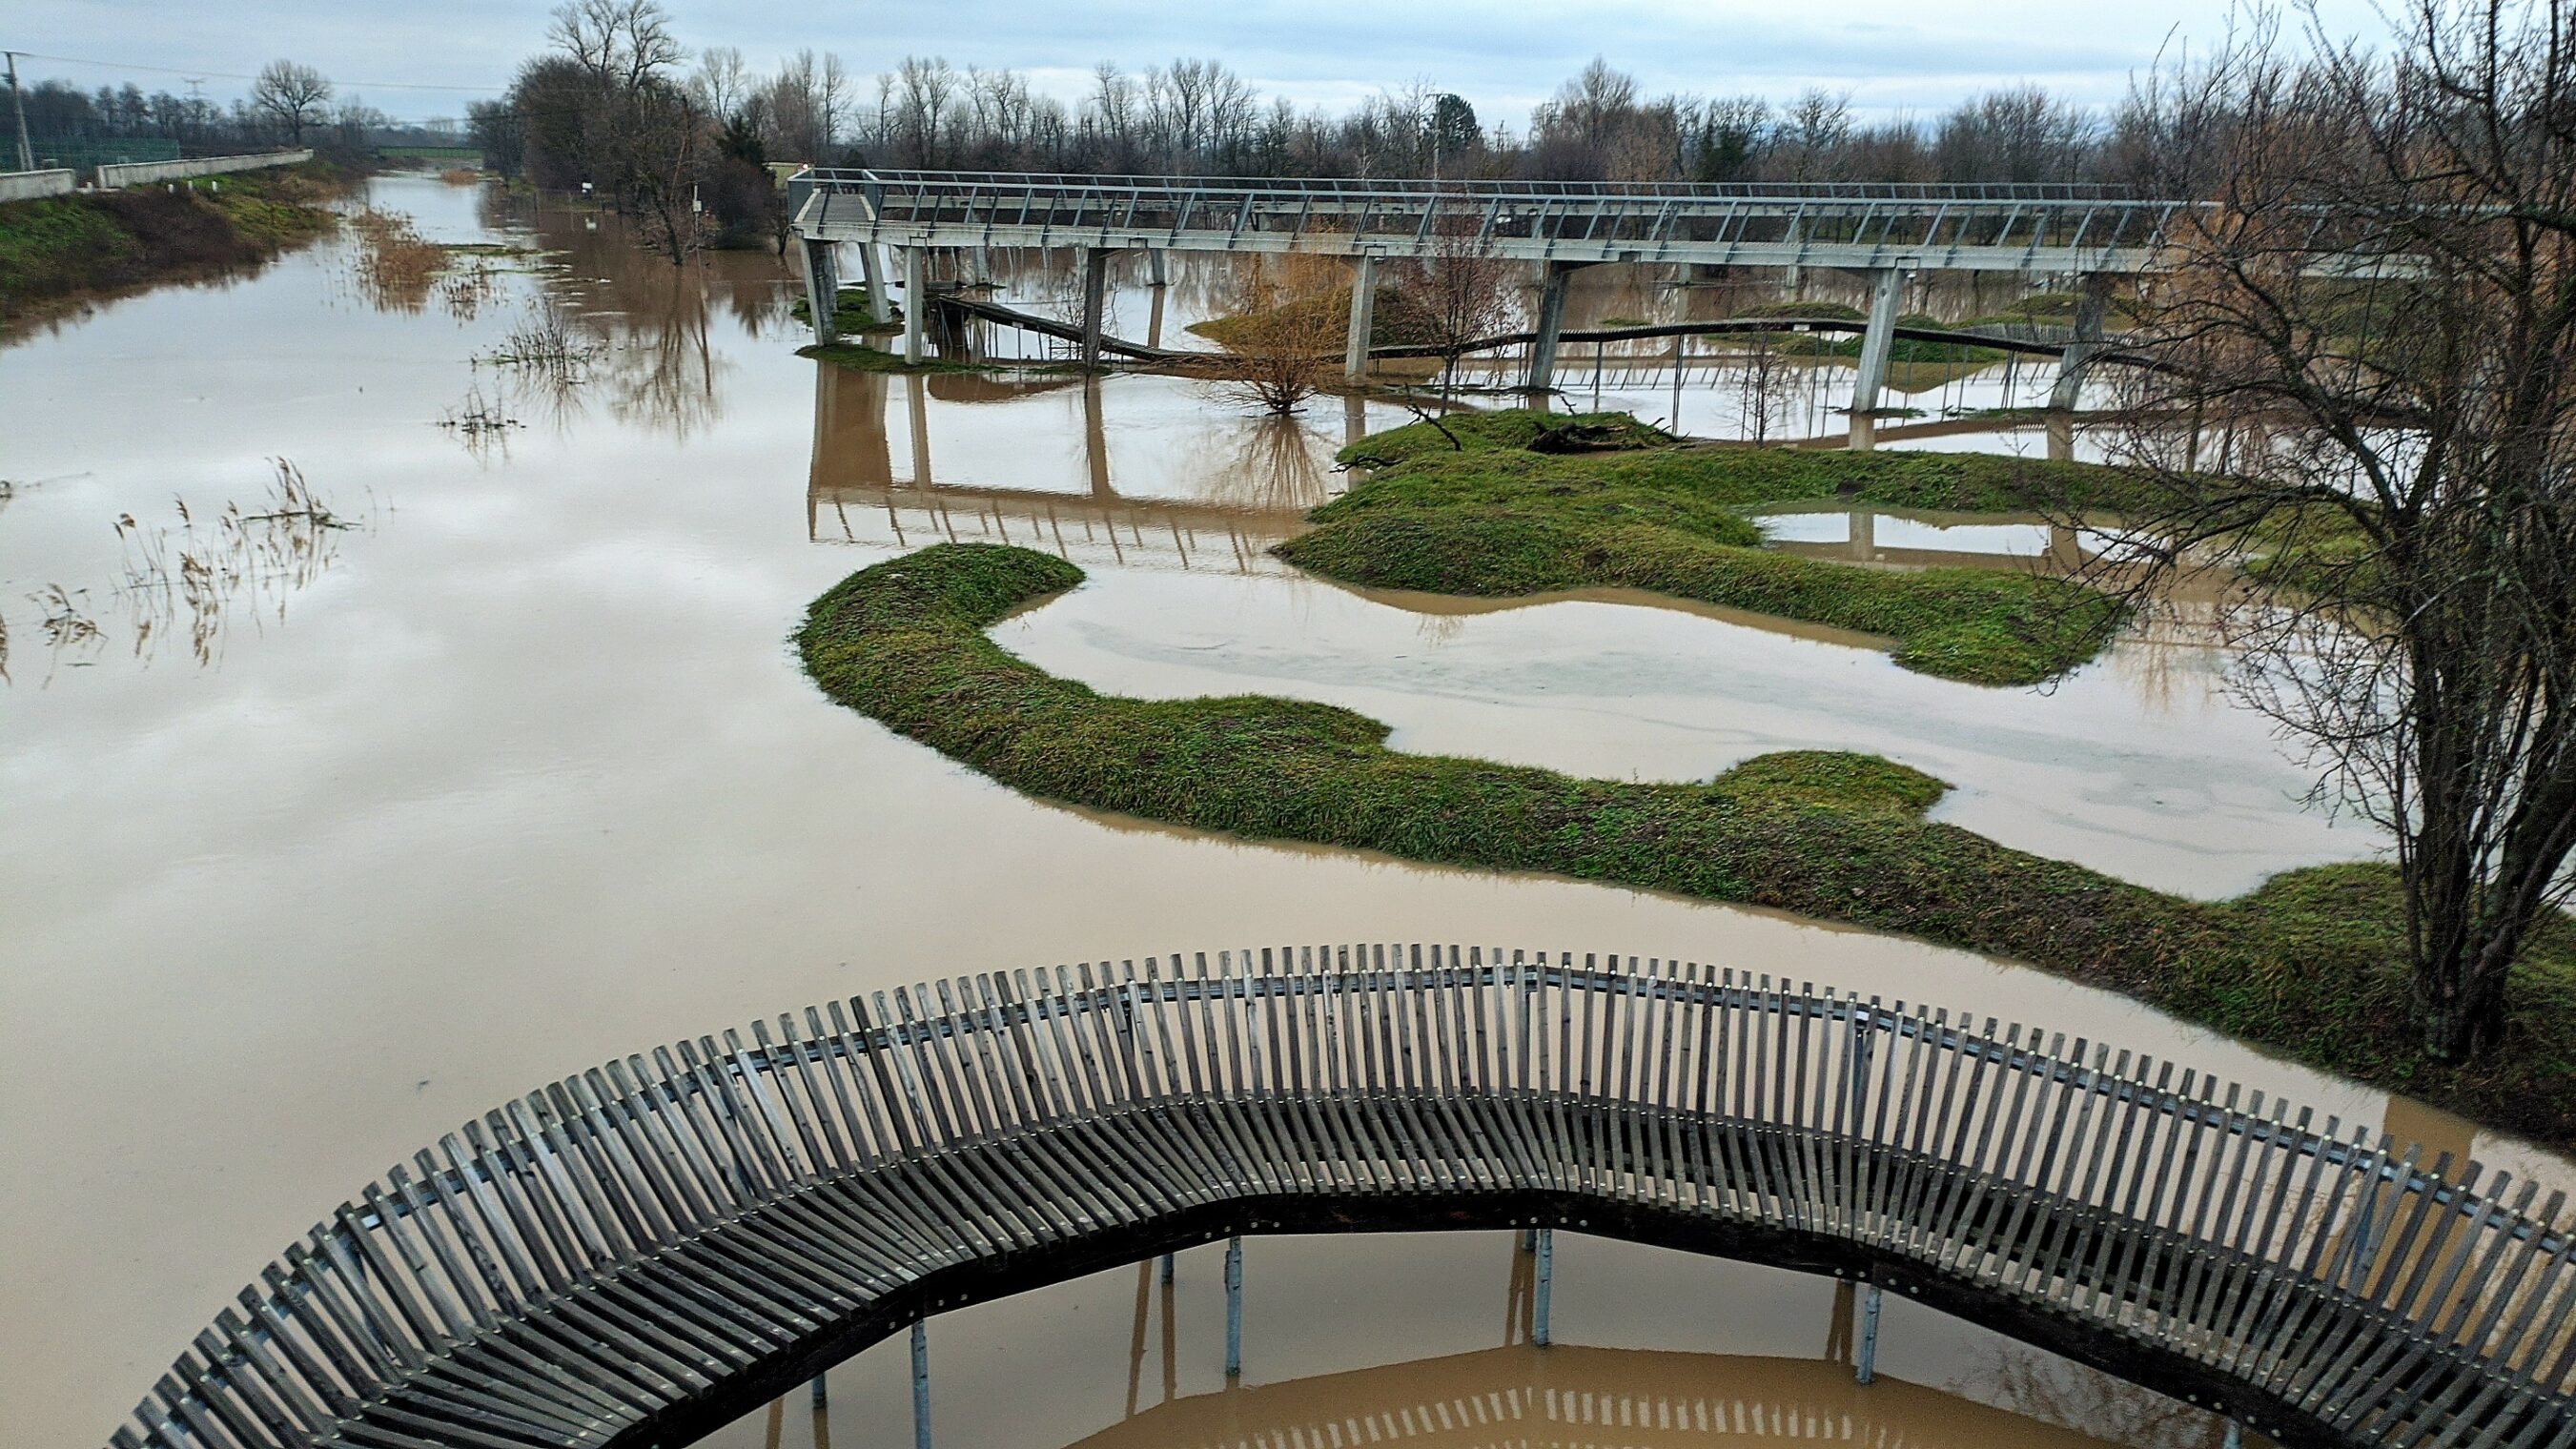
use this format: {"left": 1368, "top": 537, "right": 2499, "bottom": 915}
{"left": 14, "top": 0, "right": 2393, "bottom": 128}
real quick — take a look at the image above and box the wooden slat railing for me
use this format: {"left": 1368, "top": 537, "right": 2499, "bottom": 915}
{"left": 110, "top": 949, "right": 2576, "bottom": 1449}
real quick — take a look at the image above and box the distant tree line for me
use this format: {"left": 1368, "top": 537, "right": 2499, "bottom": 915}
{"left": 476, "top": 36, "right": 2146, "bottom": 190}
{"left": 9, "top": 60, "right": 417, "bottom": 167}
{"left": 454, "top": 0, "right": 2197, "bottom": 262}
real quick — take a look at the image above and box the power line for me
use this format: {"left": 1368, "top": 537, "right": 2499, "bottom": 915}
{"left": 2, "top": 48, "right": 508, "bottom": 93}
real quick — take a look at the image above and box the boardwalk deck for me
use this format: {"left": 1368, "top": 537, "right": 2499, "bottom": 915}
{"left": 112, "top": 950, "right": 2576, "bottom": 1449}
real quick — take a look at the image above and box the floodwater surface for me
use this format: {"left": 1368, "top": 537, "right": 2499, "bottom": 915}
{"left": 0, "top": 177, "right": 2561, "bottom": 1449}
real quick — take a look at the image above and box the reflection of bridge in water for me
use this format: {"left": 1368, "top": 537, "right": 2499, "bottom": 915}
{"left": 1070, "top": 1339, "right": 2138, "bottom": 1449}
{"left": 805, "top": 364, "right": 1370, "bottom": 572}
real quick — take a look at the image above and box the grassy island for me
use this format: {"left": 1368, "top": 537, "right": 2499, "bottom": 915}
{"left": 1289, "top": 410, "right": 2140, "bottom": 686}
{"left": 796, "top": 541, "right": 2576, "bottom": 1151}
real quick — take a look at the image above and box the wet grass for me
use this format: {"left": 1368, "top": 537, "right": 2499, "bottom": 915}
{"left": 798, "top": 338, "right": 1078, "bottom": 376}
{"left": 797, "top": 542, "right": 2576, "bottom": 1151}
{"left": 1289, "top": 410, "right": 2132, "bottom": 686}
{"left": 0, "top": 161, "right": 344, "bottom": 327}
{"left": 789, "top": 290, "right": 902, "bottom": 337}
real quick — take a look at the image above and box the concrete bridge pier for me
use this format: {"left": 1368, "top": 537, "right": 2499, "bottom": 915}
{"left": 1079, "top": 247, "right": 1114, "bottom": 369}
{"left": 902, "top": 248, "right": 928, "bottom": 364}
{"left": 1526, "top": 260, "right": 1586, "bottom": 392}
{"left": 2049, "top": 276, "right": 2113, "bottom": 411}
{"left": 1345, "top": 254, "right": 1379, "bottom": 380}
{"left": 1849, "top": 267, "right": 1911, "bottom": 417}
{"left": 1147, "top": 246, "right": 1170, "bottom": 288}
{"left": 860, "top": 243, "right": 893, "bottom": 325}
{"left": 797, "top": 237, "right": 842, "bottom": 343}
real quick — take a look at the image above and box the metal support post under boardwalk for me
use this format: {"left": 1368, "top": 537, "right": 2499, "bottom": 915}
{"left": 1534, "top": 1228, "right": 1554, "bottom": 1346}
{"left": 910, "top": 1320, "right": 930, "bottom": 1449}
{"left": 1224, "top": 1235, "right": 1244, "bottom": 1378}
{"left": 1856, "top": 1284, "right": 1882, "bottom": 1384}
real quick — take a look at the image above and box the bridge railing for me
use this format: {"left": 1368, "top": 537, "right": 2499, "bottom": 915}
{"left": 829, "top": 169, "right": 2163, "bottom": 203}
{"left": 797, "top": 169, "right": 2191, "bottom": 266}
{"left": 112, "top": 949, "right": 2576, "bottom": 1449}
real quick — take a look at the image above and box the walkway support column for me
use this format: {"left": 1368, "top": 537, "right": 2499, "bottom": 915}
{"left": 860, "top": 243, "right": 892, "bottom": 324}
{"left": 1148, "top": 247, "right": 1169, "bottom": 287}
{"left": 1345, "top": 254, "right": 1378, "bottom": 380}
{"left": 1855, "top": 1284, "right": 1882, "bottom": 1384}
{"left": 1158, "top": 1252, "right": 1175, "bottom": 1284}
{"left": 902, "top": 247, "right": 927, "bottom": 365}
{"left": 2049, "top": 275, "right": 2112, "bottom": 411}
{"left": 910, "top": 1320, "right": 930, "bottom": 1449}
{"left": 1527, "top": 261, "right": 1579, "bottom": 393}
{"left": 1850, "top": 267, "right": 1908, "bottom": 417}
{"left": 797, "top": 238, "right": 841, "bottom": 344}
{"left": 1223, "top": 1235, "right": 1243, "bottom": 1378}
{"left": 1080, "top": 247, "right": 1112, "bottom": 371}
{"left": 1533, "top": 1228, "right": 1554, "bottom": 1346}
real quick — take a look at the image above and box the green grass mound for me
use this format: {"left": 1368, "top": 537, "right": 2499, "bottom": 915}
{"left": 1300, "top": 414, "right": 2142, "bottom": 686}
{"left": 789, "top": 290, "right": 901, "bottom": 337}
{"left": 799, "top": 339, "right": 1003, "bottom": 375}
{"left": 796, "top": 542, "right": 2576, "bottom": 1151}
{"left": 1338, "top": 409, "right": 1673, "bottom": 468}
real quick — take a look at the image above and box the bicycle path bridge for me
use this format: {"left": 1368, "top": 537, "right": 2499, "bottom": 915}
{"left": 788, "top": 171, "right": 2196, "bottom": 409}
{"left": 112, "top": 950, "right": 2576, "bottom": 1449}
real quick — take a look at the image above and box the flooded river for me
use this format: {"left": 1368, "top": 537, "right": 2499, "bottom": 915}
{"left": 0, "top": 174, "right": 2561, "bottom": 1449}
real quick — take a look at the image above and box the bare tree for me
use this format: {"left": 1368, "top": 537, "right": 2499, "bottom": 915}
{"left": 1202, "top": 254, "right": 1347, "bottom": 415}
{"left": 895, "top": 56, "right": 958, "bottom": 167}
{"left": 2093, "top": 0, "right": 2576, "bottom": 1060}
{"left": 250, "top": 60, "right": 333, "bottom": 143}
{"left": 1736, "top": 328, "right": 1802, "bottom": 443}
{"left": 689, "top": 46, "right": 750, "bottom": 120}
{"left": 1399, "top": 215, "right": 1516, "bottom": 402}
{"left": 549, "top": 0, "right": 684, "bottom": 94}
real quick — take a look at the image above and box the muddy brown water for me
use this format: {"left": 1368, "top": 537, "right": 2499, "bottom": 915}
{"left": 0, "top": 175, "right": 2562, "bottom": 1449}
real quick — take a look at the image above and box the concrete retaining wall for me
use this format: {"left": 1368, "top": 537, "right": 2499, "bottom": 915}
{"left": 96, "top": 151, "right": 315, "bottom": 190}
{"left": 0, "top": 168, "right": 78, "bottom": 202}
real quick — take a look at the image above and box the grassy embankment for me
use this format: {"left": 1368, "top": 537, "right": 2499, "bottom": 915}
{"left": 1285, "top": 410, "right": 2140, "bottom": 686}
{"left": 0, "top": 161, "right": 348, "bottom": 329}
{"left": 795, "top": 540, "right": 2576, "bottom": 1150}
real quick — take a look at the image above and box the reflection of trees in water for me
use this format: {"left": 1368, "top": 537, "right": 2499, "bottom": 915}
{"left": 1188, "top": 413, "right": 1339, "bottom": 515}
{"left": 527, "top": 265, "right": 727, "bottom": 442}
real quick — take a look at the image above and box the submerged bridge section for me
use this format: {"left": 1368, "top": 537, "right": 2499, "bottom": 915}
{"left": 788, "top": 171, "right": 2183, "bottom": 408}
{"left": 113, "top": 951, "right": 2576, "bottom": 1449}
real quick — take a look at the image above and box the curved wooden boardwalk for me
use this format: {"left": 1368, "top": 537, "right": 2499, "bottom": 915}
{"left": 112, "top": 949, "right": 2576, "bottom": 1449}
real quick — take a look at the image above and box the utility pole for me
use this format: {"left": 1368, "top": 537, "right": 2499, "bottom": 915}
{"left": 8, "top": 51, "right": 35, "bottom": 173}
